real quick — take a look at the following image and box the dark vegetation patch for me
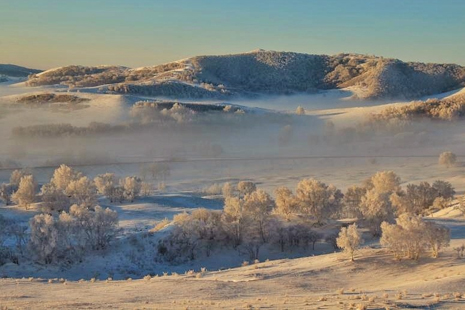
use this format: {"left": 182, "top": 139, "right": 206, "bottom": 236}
{"left": 17, "top": 93, "right": 90, "bottom": 105}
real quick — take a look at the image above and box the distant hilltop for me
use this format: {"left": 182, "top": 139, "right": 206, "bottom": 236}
{"left": 13, "top": 50, "right": 465, "bottom": 100}
{"left": 0, "top": 64, "right": 42, "bottom": 78}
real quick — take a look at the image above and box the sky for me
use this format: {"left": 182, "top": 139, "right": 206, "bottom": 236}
{"left": 0, "top": 0, "right": 464, "bottom": 69}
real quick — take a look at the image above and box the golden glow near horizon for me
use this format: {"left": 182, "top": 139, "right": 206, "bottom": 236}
{"left": 1, "top": 0, "right": 464, "bottom": 69}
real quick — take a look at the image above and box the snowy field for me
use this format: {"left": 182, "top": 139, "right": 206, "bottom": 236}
{"left": 1, "top": 207, "right": 465, "bottom": 309}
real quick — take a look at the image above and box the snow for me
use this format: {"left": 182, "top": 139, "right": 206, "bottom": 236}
{"left": 2, "top": 82, "right": 465, "bottom": 308}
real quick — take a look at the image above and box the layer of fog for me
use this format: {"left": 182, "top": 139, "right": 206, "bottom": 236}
{"left": 0, "top": 84, "right": 464, "bottom": 187}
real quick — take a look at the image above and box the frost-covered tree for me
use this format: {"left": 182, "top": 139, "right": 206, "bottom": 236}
{"left": 295, "top": 106, "right": 305, "bottom": 115}
{"left": 11, "top": 175, "right": 36, "bottom": 209}
{"left": 10, "top": 169, "right": 30, "bottom": 187}
{"left": 296, "top": 178, "right": 343, "bottom": 224}
{"left": 365, "top": 171, "right": 401, "bottom": 194}
{"left": 390, "top": 180, "right": 454, "bottom": 215}
{"left": 51, "top": 164, "right": 82, "bottom": 191}
{"left": 274, "top": 186, "right": 299, "bottom": 221}
{"left": 28, "top": 204, "right": 119, "bottom": 263}
{"left": 381, "top": 214, "right": 426, "bottom": 260}
{"left": 243, "top": 189, "right": 275, "bottom": 243}
{"left": 439, "top": 151, "right": 457, "bottom": 168}
{"left": 222, "top": 182, "right": 235, "bottom": 198}
{"left": 390, "top": 182, "right": 437, "bottom": 215}
{"left": 161, "top": 209, "right": 225, "bottom": 261}
{"left": 140, "top": 182, "right": 153, "bottom": 197}
{"left": 336, "top": 223, "right": 362, "bottom": 261}
{"left": 222, "top": 196, "right": 246, "bottom": 246}
{"left": 343, "top": 185, "right": 367, "bottom": 218}
{"left": 237, "top": 181, "right": 257, "bottom": 196}
{"left": 66, "top": 176, "right": 97, "bottom": 208}
{"left": 424, "top": 221, "right": 450, "bottom": 258}
{"left": 121, "top": 176, "right": 142, "bottom": 202}
{"left": 40, "top": 183, "right": 70, "bottom": 213}
{"left": 69, "top": 204, "right": 118, "bottom": 250}
{"left": 359, "top": 189, "right": 394, "bottom": 236}
{"left": 109, "top": 186, "right": 125, "bottom": 203}
{"left": 28, "top": 214, "right": 59, "bottom": 264}
{"left": 94, "top": 173, "right": 118, "bottom": 201}
{"left": 380, "top": 213, "right": 449, "bottom": 260}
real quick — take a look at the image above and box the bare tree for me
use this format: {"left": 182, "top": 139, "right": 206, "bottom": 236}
{"left": 0, "top": 183, "right": 14, "bottom": 205}
{"left": 149, "top": 162, "right": 171, "bottom": 183}
{"left": 432, "top": 180, "right": 455, "bottom": 200}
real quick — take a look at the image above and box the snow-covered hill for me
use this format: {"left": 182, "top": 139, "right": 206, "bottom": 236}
{"left": 23, "top": 50, "right": 465, "bottom": 101}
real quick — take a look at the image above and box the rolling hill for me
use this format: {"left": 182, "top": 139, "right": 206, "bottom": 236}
{"left": 23, "top": 50, "right": 465, "bottom": 100}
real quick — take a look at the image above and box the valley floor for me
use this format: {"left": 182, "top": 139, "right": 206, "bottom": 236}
{"left": 1, "top": 83, "right": 465, "bottom": 309}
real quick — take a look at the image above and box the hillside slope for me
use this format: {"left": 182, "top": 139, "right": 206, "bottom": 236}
{"left": 2, "top": 245, "right": 465, "bottom": 309}
{"left": 0, "top": 64, "right": 42, "bottom": 78}
{"left": 24, "top": 50, "right": 465, "bottom": 100}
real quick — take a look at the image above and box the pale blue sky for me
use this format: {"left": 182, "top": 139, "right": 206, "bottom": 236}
{"left": 0, "top": 0, "right": 464, "bottom": 69}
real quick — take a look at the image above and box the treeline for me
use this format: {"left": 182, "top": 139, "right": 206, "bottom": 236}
{"left": 107, "top": 81, "right": 231, "bottom": 99}
{"left": 16, "top": 93, "right": 90, "bottom": 105}
{"left": 0, "top": 164, "right": 168, "bottom": 265}
{"left": 158, "top": 172, "right": 454, "bottom": 263}
{"left": 12, "top": 102, "right": 247, "bottom": 138}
